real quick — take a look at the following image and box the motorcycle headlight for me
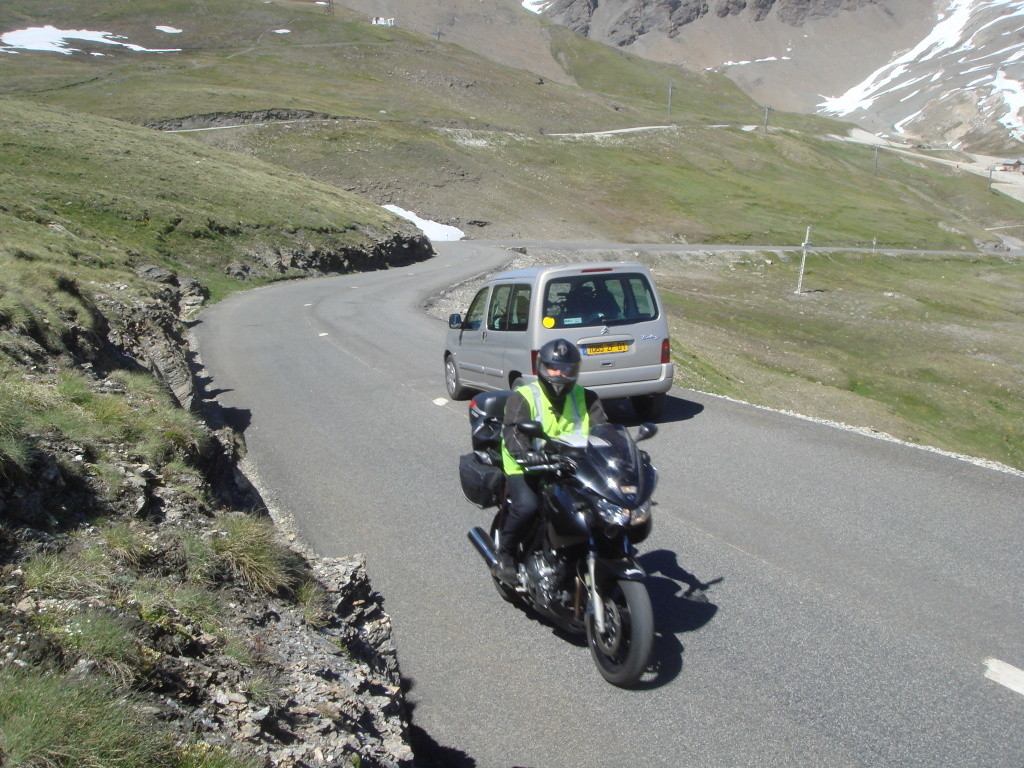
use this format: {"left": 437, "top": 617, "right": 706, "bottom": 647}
{"left": 594, "top": 498, "right": 630, "bottom": 527}
{"left": 629, "top": 500, "right": 651, "bottom": 527}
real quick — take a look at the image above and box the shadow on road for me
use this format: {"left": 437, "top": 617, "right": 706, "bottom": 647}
{"left": 403, "top": 677, "right": 478, "bottom": 767}
{"left": 503, "top": 548, "right": 721, "bottom": 691}
{"left": 635, "top": 549, "right": 721, "bottom": 690}
{"left": 606, "top": 394, "right": 705, "bottom": 426}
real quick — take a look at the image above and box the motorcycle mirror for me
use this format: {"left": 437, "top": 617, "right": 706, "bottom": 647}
{"left": 516, "top": 420, "right": 547, "bottom": 440}
{"left": 636, "top": 423, "right": 658, "bottom": 442}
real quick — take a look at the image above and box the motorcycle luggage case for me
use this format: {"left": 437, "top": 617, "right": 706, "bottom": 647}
{"left": 459, "top": 452, "right": 504, "bottom": 509}
{"left": 469, "top": 391, "right": 511, "bottom": 456}
{"left": 469, "top": 391, "right": 511, "bottom": 423}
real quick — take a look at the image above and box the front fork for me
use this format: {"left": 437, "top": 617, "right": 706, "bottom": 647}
{"left": 579, "top": 540, "right": 646, "bottom": 633}
{"left": 587, "top": 551, "right": 605, "bottom": 634}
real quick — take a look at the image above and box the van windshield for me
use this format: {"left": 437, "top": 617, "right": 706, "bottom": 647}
{"left": 541, "top": 273, "right": 658, "bottom": 329}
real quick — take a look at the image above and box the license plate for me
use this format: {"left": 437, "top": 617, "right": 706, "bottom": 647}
{"left": 586, "top": 342, "right": 628, "bottom": 355}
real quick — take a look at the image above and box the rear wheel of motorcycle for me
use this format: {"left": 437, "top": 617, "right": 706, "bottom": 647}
{"left": 586, "top": 579, "right": 653, "bottom": 688}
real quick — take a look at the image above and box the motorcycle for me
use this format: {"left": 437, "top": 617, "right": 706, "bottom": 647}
{"left": 460, "top": 392, "right": 658, "bottom": 688}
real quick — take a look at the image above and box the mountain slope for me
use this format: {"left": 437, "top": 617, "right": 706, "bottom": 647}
{"left": 3, "top": 0, "right": 1024, "bottom": 247}
{"left": 820, "top": 0, "right": 1024, "bottom": 153}
{"left": 540, "top": 0, "right": 1024, "bottom": 153}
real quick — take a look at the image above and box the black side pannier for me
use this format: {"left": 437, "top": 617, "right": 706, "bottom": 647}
{"left": 459, "top": 452, "right": 504, "bottom": 508}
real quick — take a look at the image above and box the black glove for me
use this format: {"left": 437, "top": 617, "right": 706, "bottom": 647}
{"left": 519, "top": 451, "right": 548, "bottom": 467}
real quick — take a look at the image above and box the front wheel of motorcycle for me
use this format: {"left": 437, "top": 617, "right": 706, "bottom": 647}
{"left": 586, "top": 579, "right": 654, "bottom": 688}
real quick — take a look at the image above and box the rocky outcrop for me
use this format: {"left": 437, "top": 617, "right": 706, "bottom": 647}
{"left": 225, "top": 234, "right": 432, "bottom": 283}
{"left": 548, "top": 0, "right": 876, "bottom": 45}
{"left": 144, "top": 110, "right": 345, "bottom": 132}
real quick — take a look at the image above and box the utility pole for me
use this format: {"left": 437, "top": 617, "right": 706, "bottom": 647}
{"left": 795, "top": 225, "right": 812, "bottom": 295}
{"left": 873, "top": 145, "right": 879, "bottom": 175}
{"left": 667, "top": 82, "right": 674, "bottom": 117}
{"left": 763, "top": 105, "right": 772, "bottom": 133}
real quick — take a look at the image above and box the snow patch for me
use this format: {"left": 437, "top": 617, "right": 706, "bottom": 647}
{"left": 522, "top": 0, "right": 552, "bottom": 13}
{"left": 0, "top": 25, "right": 182, "bottom": 54}
{"left": 992, "top": 69, "right": 1024, "bottom": 139}
{"left": 155, "top": 26, "right": 183, "bottom": 34}
{"left": 713, "top": 56, "right": 792, "bottom": 68}
{"left": 382, "top": 205, "right": 465, "bottom": 241}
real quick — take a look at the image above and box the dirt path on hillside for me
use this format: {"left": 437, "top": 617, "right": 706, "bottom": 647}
{"left": 839, "top": 127, "right": 1024, "bottom": 204}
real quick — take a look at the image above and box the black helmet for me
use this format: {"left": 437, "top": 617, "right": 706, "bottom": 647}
{"left": 537, "top": 338, "right": 581, "bottom": 399}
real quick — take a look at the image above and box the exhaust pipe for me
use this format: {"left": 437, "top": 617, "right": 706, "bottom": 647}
{"left": 467, "top": 526, "right": 498, "bottom": 568}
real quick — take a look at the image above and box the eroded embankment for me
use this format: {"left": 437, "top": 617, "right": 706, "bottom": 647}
{"left": 0, "top": 247, "right": 428, "bottom": 767}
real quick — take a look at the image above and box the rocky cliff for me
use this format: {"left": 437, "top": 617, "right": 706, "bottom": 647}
{"left": 546, "top": 0, "right": 878, "bottom": 44}
{"left": 541, "top": 0, "right": 1024, "bottom": 154}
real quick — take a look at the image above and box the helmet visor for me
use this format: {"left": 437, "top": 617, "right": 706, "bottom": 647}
{"left": 543, "top": 360, "right": 580, "bottom": 380}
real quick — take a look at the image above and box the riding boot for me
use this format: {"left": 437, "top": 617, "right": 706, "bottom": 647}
{"left": 494, "top": 543, "right": 518, "bottom": 586}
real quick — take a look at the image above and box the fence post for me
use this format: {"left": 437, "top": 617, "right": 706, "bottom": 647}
{"left": 795, "top": 225, "right": 812, "bottom": 294}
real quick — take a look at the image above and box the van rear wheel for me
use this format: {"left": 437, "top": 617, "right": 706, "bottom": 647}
{"left": 445, "top": 356, "right": 470, "bottom": 400}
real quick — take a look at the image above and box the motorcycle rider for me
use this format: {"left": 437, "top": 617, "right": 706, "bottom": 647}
{"left": 495, "top": 338, "right": 608, "bottom": 584}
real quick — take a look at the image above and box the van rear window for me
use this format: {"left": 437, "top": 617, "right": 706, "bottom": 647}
{"left": 541, "top": 273, "right": 658, "bottom": 329}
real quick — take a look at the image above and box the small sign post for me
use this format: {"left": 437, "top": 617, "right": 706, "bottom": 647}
{"left": 795, "top": 226, "right": 812, "bottom": 295}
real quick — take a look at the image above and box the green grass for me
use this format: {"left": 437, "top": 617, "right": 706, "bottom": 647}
{"left": 0, "top": 365, "right": 208, "bottom": 484}
{"left": 195, "top": 115, "right": 1024, "bottom": 247}
{"left": 649, "top": 250, "right": 1024, "bottom": 469}
{"left": 210, "top": 513, "right": 299, "bottom": 595}
{"left": 23, "top": 548, "right": 115, "bottom": 598}
{"left": 0, "top": 669, "right": 171, "bottom": 768}
{"left": 0, "top": 97, "right": 413, "bottom": 278}
{"left": 0, "top": 667, "right": 259, "bottom": 768}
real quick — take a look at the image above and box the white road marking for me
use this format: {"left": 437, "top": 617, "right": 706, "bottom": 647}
{"left": 304, "top": 303, "right": 312, "bottom": 307}
{"left": 984, "top": 658, "right": 1024, "bottom": 697}
{"left": 318, "top": 332, "right": 329, "bottom": 337}
{"left": 433, "top": 398, "right": 448, "bottom": 406}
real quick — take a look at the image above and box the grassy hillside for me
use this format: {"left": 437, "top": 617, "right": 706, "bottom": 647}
{"left": 4, "top": 0, "right": 1023, "bottom": 246}
{"left": 0, "top": 0, "right": 736, "bottom": 131}
{"left": 0, "top": 95, "right": 420, "bottom": 304}
{"left": 194, "top": 117, "right": 1024, "bottom": 247}
{"left": 653, "top": 250, "right": 1024, "bottom": 470}
{"left": 0, "top": 92, "right": 428, "bottom": 479}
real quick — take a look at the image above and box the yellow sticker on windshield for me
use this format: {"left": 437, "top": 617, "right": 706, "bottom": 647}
{"left": 543, "top": 316, "right": 555, "bottom": 328}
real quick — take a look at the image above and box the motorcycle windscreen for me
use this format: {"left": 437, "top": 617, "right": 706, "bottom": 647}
{"left": 573, "top": 424, "right": 645, "bottom": 505}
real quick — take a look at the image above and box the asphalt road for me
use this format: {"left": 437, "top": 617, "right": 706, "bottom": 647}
{"left": 195, "top": 241, "right": 1024, "bottom": 768}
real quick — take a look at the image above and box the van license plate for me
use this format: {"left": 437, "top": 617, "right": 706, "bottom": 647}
{"left": 586, "top": 342, "right": 628, "bottom": 355}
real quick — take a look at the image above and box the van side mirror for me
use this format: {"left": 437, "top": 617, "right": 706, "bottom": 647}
{"left": 637, "top": 423, "right": 658, "bottom": 442}
{"left": 448, "top": 313, "right": 463, "bottom": 329}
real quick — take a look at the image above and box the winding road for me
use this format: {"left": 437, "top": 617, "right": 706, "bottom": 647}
{"left": 195, "top": 241, "right": 1024, "bottom": 768}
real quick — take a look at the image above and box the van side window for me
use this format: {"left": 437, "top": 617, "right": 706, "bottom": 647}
{"left": 626, "top": 277, "right": 656, "bottom": 320}
{"left": 505, "top": 284, "right": 531, "bottom": 331}
{"left": 464, "top": 287, "right": 488, "bottom": 331}
{"left": 487, "top": 285, "right": 513, "bottom": 331}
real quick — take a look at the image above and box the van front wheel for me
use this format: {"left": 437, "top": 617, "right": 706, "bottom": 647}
{"left": 445, "top": 356, "right": 470, "bottom": 400}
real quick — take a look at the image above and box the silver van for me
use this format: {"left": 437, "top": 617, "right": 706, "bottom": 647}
{"left": 444, "top": 262, "right": 674, "bottom": 419}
